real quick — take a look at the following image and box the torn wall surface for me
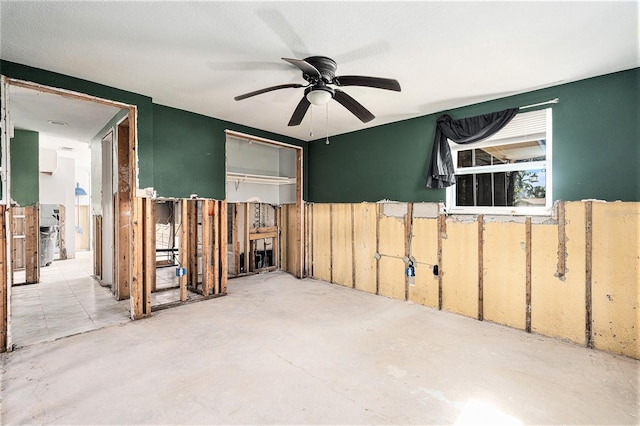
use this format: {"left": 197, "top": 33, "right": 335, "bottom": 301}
{"left": 308, "top": 201, "right": 640, "bottom": 359}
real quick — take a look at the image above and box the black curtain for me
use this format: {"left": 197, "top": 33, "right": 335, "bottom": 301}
{"left": 425, "top": 108, "right": 519, "bottom": 188}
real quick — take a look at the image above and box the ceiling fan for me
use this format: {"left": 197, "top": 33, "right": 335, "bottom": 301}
{"left": 234, "top": 56, "right": 401, "bottom": 126}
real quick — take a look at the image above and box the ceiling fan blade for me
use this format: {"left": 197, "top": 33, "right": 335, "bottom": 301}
{"left": 282, "top": 58, "right": 321, "bottom": 78}
{"left": 234, "top": 83, "right": 305, "bottom": 101}
{"left": 288, "top": 96, "right": 311, "bottom": 126}
{"left": 333, "top": 76, "right": 401, "bottom": 92}
{"left": 333, "top": 89, "right": 375, "bottom": 123}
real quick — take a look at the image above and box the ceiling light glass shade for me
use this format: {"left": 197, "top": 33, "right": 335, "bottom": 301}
{"left": 306, "top": 89, "right": 332, "bottom": 106}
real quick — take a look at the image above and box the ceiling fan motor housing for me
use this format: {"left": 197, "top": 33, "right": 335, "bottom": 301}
{"left": 303, "top": 56, "right": 338, "bottom": 83}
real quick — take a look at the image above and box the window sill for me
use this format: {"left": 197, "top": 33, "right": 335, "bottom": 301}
{"left": 444, "top": 206, "right": 553, "bottom": 217}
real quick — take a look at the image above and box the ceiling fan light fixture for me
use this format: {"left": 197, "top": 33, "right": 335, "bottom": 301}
{"left": 306, "top": 88, "right": 333, "bottom": 106}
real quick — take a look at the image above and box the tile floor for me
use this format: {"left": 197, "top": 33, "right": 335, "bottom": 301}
{"left": 10, "top": 251, "right": 131, "bottom": 348}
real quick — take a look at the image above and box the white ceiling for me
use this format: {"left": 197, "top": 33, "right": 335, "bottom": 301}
{"left": 1, "top": 1, "right": 638, "bottom": 142}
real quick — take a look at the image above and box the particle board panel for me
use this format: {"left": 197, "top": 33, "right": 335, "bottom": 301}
{"left": 311, "top": 204, "right": 332, "bottom": 283}
{"left": 331, "top": 203, "right": 353, "bottom": 288}
{"left": 591, "top": 202, "right": 639, "bottom": 359}
{"left": 378, "top": 256, "right": 405, "bottom": 300}
{"left": 378, "top": 215, "right": 405, "bottom": 258}
{"left": 483, "top": 221, "right": 526, "bottom": 330}
{"left": 409, "top": 217, "right": 439, "bottom": 308}
{"left": 441, "top": 220, "right": 479, "bottom": 318}
{"left": 531, "top": 217, "right": 585, "bottom": 345}
{"left": 353, "top": 203, "right": 377, "bottom": 294}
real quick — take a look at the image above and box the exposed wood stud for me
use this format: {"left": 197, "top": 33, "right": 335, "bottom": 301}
{"left": 557, "top": 201, "right": 566, "bottom": 278}
{"left": 478, "top": 215, "right": 484, "bottom": 321}
{"left": 130, "top": 197, "right": 143, "bottom": 319}
{"left": 525, "top": 217, "right": 532, "bottom": 333}
{"left": 0, "top": 205, "right": 7, "bottom": 352}
{"left": 116, "top": 119, "right": 131, "bottom": 300}
{"left": 24, "top": 205, "right": 39, "bottom": 284}
{"left": 295, "top": 149, "right": 303, "bottom": 279}
{"left": 143, "top": 199, "right": 155, "bottom": 315}
{"left": 274, "top": 206, "right": 280, "bottom": 270}
{"left": 232, "top": 203, "right": 239, "bottom": 276}
{"left": 304, "top": 203, "right": 310, "bottom": 278}
{"left": 329, "top": 204, "right": 334, "bottom": 283}
{"left": 201, "top": 200, "right": 212, "bottom": 297}
{"left": 404, "top": 203, "right": 414, "bottom": 301}
{"left": 309, "top": 204, "right": 314, "bottom": 277}
{"left": 179, "top": 199, "right": 189, "bottom": 302}
{"left": 94, "top": 215, "right": 102, "bottom": 279}
{"left": 295, "top": 149, "right": 304, "bottom": 278}
{"left": 585, "top": 201, "right": 593, "bottom": 349}
{"left": 220, "top": 201, "right": 228, "bottom": 294}
{"left": 375, "top": 203, "right": 381, "bottom": 295}
{"left": 351, "top": 204, "right": 356, "bottom": 289}
{"left": 212, "top": 201, "right": 220, "bottom": 294}
{"left": 188, "top": 200, "right": 198, "bottom": 287}
{"left": 437, "top": 213, "right": 445, "bottom": 310}
{"left": 244, "top": 203, "right": 250, "bottom": 275}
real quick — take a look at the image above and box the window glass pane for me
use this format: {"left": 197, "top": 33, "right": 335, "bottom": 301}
{"left": 485, "top": 139, "right": 546, "bottom": 164}
{"left": 513, "top": 169, "right": 546, "bottom": 207}
{"left": 494, "top": 172, "right": 507, "bottom": 206}
{"left": 476, "top": 173, "right": 492, "bottom": 206}
{"left": 456, "top": 175, "right": 474, "bottom": 206}
{"left": 474, "top": 149, "right": 491, "bottom": 166}
{"left": 457, "top": 150, "right": 472, "bottom": 167}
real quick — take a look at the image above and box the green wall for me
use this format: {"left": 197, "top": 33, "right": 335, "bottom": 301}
{"left": 10, "top": 129, "right": 39, "bottom": 206}
{"left": 308, "top": 68, "right": 639, "bottom": 203}
{"left": 153, "top": 104, "right": 307, "bottom": 200}
{"left": 1, "top": 60, "right": 155, "bottom": 189}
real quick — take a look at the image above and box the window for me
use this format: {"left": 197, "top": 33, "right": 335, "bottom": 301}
{"left": 446, "top": 108, "right": 552, "bottom": 215}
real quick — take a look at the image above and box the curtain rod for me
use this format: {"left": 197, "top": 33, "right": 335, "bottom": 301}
{"left": 519, "top": 98, "right": 559, "bottom": 110}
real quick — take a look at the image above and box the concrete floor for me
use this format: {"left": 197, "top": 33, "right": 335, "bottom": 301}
{"left": 1, "top": 272, "right": 638, "bottom": 424}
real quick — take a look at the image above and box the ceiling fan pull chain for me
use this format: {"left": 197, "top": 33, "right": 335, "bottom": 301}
{"left": 309, "top": 106, "right": 313, "bottom": 137}
{"left": 325, "top": 103, "right": 330, "bottom": 145}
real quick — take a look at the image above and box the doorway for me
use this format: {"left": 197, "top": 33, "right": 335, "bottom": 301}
{"left": 1, "top": 78, "right": 138, "bottom": 350}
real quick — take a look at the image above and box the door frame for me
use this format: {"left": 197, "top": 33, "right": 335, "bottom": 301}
{"left": 0, "top": 77, "right": 139, "bottom": 351}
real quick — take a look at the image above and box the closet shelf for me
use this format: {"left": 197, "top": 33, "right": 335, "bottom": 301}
{"left": 226, "top": 172, "right": 296, "bottom": 186}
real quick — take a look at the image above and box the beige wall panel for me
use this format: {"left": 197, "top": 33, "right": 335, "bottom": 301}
{"left": 378, "top": 256, "right": 406, "bottom": 300}
{"left": 410, "top": 218, "right": 439, "bottom": 307}
{"left": 411, "top": 270, "right": 439, "bottom": 308}
{"left": 312, "top": 204, "right": 332, "bottom": 282}
{"left": 331, "top": 204, "right": 353, "bottom": 287}
{"left": 531, "top": 214, "right": 585, "bottom": 344}
{"left": 353, "top": 203, "right": 377, "bottom": 294}
{"left": 592, "top": 202, "right": 639, "bottom": 359}
{"left": 441, "top": 220, "right": 478, "bottom": 318}
{"left": 484, "top": 222, "right": 526, "bottom": 330}
{"left": 379, "top": 216, "right": 404, "bottom": 258}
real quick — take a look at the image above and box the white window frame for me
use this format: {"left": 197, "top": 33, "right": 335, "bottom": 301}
{"left": 445, "top": 108, "right": 553, "bottom": 216}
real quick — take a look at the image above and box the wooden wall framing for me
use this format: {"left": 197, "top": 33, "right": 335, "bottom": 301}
{"left": 308, "top": 201, "right": 640, "bottom": 360}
